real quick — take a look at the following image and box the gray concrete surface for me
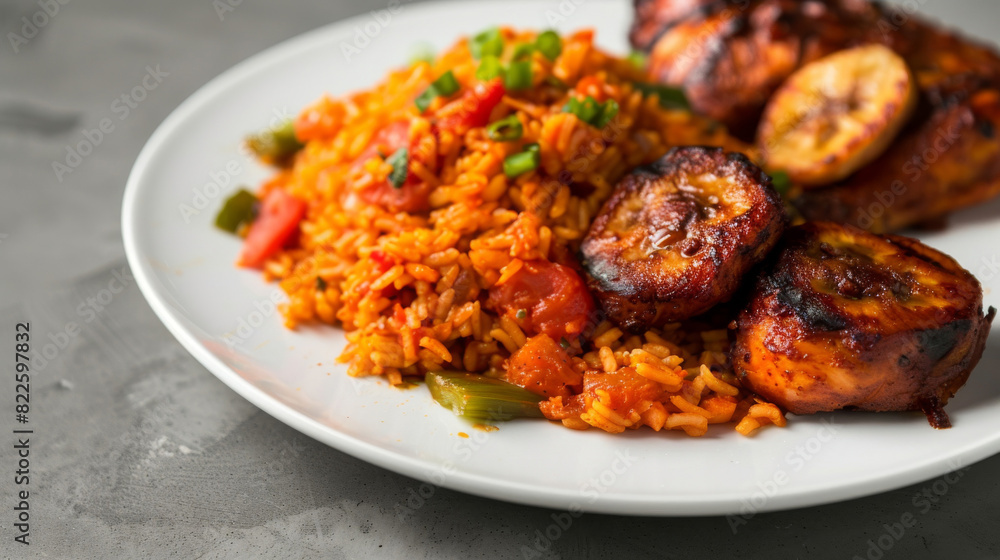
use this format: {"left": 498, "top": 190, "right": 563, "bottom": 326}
{"left": 2, "top": 0, "right": 1000, "bottom": 558}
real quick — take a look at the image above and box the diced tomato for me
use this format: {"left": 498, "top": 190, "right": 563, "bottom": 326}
{"left": 486, "top": 260, "right": 596, "bottom": 340}
{"left": 238, "top": 188, "right": 307, "bottom": 268}
{"left": 437, "top": 79, "right": 506, "bottom": 132}
{"left": 583, "top": 368, "right": 663, "bottom": 411}
{"left": 507, "top": 334, "right": 583, "bottom": 398}
{"left": 352, "top": 121, "right": 435, "bottom": 213}
{"left": 294, "top": 96, "right": 345, "bottom": 142}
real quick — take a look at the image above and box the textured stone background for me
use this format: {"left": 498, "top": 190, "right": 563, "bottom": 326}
{"left": 2, "top": 0, "right": 1000, "bottom": 558}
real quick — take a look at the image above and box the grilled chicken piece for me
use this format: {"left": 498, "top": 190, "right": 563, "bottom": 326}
{"left": 634, "top": 0, "right": 1000, "bottom": 231}
{"left": 733, "top": 222, "right": 995, "bottom": 428}
{"left": 581, "top": 147, "right": 786, "bottom": 331}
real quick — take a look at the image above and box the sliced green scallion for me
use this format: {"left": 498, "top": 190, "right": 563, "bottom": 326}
{"left": 426, "top": 371, "right": 545, "bottom": 422}
{"left": 415, "top": 70, "right": 461, "bottom": 113}
{"left": 563, "top": 96, "right": 619, "bottom": 128}
{"left": 470, "top": 27, "right": 504, "bottom": 60}
{"left": 245, "top": 120, "right": 304, "bottom": 164}
{"left": 505, "top": 60, "right": 533, "bottom": 91}
{"left": 486, "top": 115, "right": 524, "bottom": 142}
{"left": 503, "top": 144, "right": 541, "bottom": 178}
{"left": 535, "top": 30, "right": 562, "bottom": 61}
{"left": 386, "top": 147, "right": 409, "bottom": 189}
{"left": 631, "top": 82, "right": 691, "bottom": 111}
{"left": 770, "top": 171, "right": 791, "bottom": 195}
{"left": 214, "top": 189, "right": 258, "bottom": 234}
{"left": 512, "top": 43, "right": 535, "bottom": 61}
{"left": 476, "top": 55, "right": 505, "bottom": 81}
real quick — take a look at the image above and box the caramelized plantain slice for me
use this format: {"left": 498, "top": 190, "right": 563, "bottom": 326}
{"left": 758, "top": 45, "right": 918, "bottom": 187}
{"left": 581, "top": 146, "right": 786, "bottom": 331}
{"left": 733, "top": 222, "right": 995, "bottom": 428}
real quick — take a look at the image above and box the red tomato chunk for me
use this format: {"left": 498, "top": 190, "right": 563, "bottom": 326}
{"left": 506, "top": 334, "right": 583, "bottom": 398}
{"left": 487, "top": 260, "right": 596, "bottom": 340}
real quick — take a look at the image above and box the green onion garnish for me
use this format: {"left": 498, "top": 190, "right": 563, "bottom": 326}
{"left": 426, "top": 371, "right": 544, "bottom": 422}
{"left": 594, "top": 98, "right": 619, "bottom": 128}
{"left": 214, "top": 189, "right": 258, "bottom": 234}
{"left": 486, "top": 115, "right": 524, "bottom": 142}
{"left": 415, "top": 70, "right": 461, "bottom": 113}
{"left": 632, "top": 82, "right": 690, "bottom": 111}
{"left": 535, "top": 30, "right": 562, "bottom": 61}
{"left": 560, "top": 337, "right": 570, "bottom": 350}
{"left": 515, "top": 309, "right": 527, "bottom": 319}
{"left": 386, "top": 147, "right": 409, "bottom": 189}
{"left": 770, "top": 171, "right": 791, "bottom": 195}
{"left": 626, "top": 50, "right": 647, "bottom": 69}
{"left": 433, "top": 70, "right": 460, "bottom": 96}
{"left": 470, "top": 27, "right": 504, "bottom": 60}
{"left": 564, "top": 96, "right": 618, "bottom": 128}
{"left": 476, "top": 55, "right": 505, "bottom": 81}
{"left": 505, "top": 60, "right": 533, "bottom": 91}
{"left": 245, "top": 120, "right": 304, "bottom": 165}
{"left": 503, "top": 145, "right": 541, "bottom": 178}
{"left": 512, "top": 43, "right": 535, "bottom": 61}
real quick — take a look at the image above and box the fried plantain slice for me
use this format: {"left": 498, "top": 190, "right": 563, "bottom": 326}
{"left": 758, "top": 45, "right": 918, "bottom": 187}
{"left": 733, "top": 222, "right": 995, "bottom": 428}
{"left": 581, "top": 146, "right": 786, "bottom": 331}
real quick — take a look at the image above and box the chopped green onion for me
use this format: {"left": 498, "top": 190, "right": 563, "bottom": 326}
{"left": 632, "top": 82, "right": 690, "bottom": 110}
{"left": 426, "top": 371, "right": 544, "bottom": 422}
{"left": 470, "top": 27, "right": 504, "bottom": 59}
{"left": 524, "top": 142, "right": 540, "bottom": 154}
{"left": 564, "top": 96, "right": 620, "bottom": 128}
{"left": 594, "top": 98, "right": 619, "bottom": 128}
{"left": 515, "top": 309, "right": 527, "bottom": 319}
{"left": 505, "top": 60, "right": 533, "bottom": 91}
{"left": 503, "top": 145, "right": 541, "bottom": 178}
{"left": 316, "top": 277, "right": 327, "bottom": 291}
{"left": 386, "top": 148, "right": 409, "bottom": 189}
{"left": 476, "top": 55, "right": 505, "bottom": 81}
{"left": 432, "top": 70, "right": 460, "bottom": 96}
{"left": 626, "top": 50, "right": 647, "bottom": 69}
{"left": 414, "top": 88, "right": 437, "bottom": 113}
{"left": 245, "top": 120, "right": 304, "bottom": 164}
{"left": 486, "top": 115, "right": 524, "bottom": 142}
{"left": 215, "top": 189, "right": 258, "bottom": 234}
{"left": 535, "top": 30, "right": 562, "bottom": 61}
{"left": 559, "top": 337, "right": 570, "bottom": 350}
{"left": 415, "top": 70, "right": 461, "bottom": 112}
{"left": 512, "top": 43, "right": 535, "bottom": 61}
{"left": 770, "top": 171, "right": 791, "bottom": 195}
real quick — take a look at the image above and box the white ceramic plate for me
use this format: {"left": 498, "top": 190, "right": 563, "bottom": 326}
{"left": 122, "top": 0, "right": 1000, "bottom": 515}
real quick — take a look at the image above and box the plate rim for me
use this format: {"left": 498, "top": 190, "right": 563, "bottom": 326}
{"left": 121, "top": 0, "right": 1000, "bottom": 516}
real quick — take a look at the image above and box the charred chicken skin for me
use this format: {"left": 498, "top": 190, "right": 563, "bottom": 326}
{"left": 581, "top": 147, "right": 786, "bottom": 331}
{"left": 632, "top": 0, "right": 1000, "bottom": 231}
{"left": 733, "top": 222, "right": 995, "bottom": 428}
